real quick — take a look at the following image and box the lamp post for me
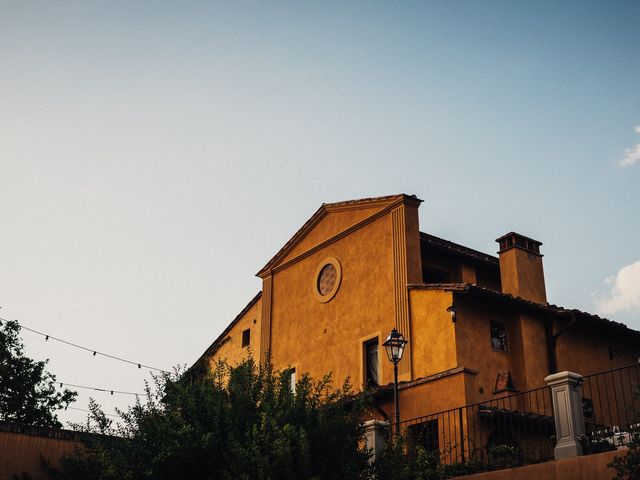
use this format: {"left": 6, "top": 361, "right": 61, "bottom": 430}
{"left": 383, "top": 328, "right": 407, "bottom": 436}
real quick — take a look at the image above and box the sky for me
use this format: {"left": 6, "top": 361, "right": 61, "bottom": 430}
{"left": 1, "top": 1, "right": 639, "bottom": 425}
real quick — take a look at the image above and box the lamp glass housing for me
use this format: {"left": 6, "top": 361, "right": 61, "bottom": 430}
{"left": 383, "top": 328, "right": 407, "bottom": 362}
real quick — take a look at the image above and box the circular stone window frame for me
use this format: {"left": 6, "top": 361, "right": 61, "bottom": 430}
{"left": 313, "top": 256, "right": 342, "bottom": 303}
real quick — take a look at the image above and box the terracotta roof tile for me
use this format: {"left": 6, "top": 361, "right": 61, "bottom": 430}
{"left": 408, "top": 282, "right": 640, "bottom": 337}
{"left": 322, "top": 193, "right": 420, "bottom": 208}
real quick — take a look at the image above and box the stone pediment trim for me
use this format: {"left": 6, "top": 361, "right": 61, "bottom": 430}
{"left": 256, "top": 194, "right": 422, "bottom": 278}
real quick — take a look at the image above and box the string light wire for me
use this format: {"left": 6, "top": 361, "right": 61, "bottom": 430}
{"left": 67, "top": 406, "right": 119, "bottom": 418}
{"left": 0, "top": 317, "right": 171, "bottom": 374}
{"left": 58, "top": 381, "right": 148, "bottom": 397}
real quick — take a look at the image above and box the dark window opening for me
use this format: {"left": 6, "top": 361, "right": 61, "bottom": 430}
{"left": 242, "top": 329, "right": 250, "bottom": 348}
{"left": 490, "top": 321, "right": 508, "bottom": 351}
{"left": 409, "top": 419, "right": 439, "bottom": 455}
{"left": 476, "top": 266, "right": 502, "bottom": 291}
{"left": 364, "top": 338, "right": 379, "bottom": 388}
{"left": 422, "top": 267, "right": 451, "bottom": 284}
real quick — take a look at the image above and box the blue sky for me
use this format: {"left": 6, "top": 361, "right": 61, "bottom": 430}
{"left": 1, "top": 1, "right": 639, "bottom": 423}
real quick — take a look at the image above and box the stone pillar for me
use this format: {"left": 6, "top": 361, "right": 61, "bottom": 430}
{"left": 363, "top": 420, "right": 389, "bottom": 463}
{"left": 544, "top": 371, "right": 584, "bottom": 460}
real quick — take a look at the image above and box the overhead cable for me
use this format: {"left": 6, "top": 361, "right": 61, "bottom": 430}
{"left": 67, "top": 406, "right": 119, "bottom": 418}
{"left": 0, "top": 317, "right": 171, "bottom": 374}
{"left": 58, "top": 381, "right": 149, "bottom": 398}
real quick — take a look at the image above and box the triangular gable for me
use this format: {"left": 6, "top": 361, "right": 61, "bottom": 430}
{"left": 256, "top": 194, "right": 421, "bottom": 277}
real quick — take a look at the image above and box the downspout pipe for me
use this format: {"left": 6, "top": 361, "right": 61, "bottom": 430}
{"left": 546, "top": 313, "right": 577, "bottom": 374}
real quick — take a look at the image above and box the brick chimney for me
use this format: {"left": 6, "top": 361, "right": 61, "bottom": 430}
{"left": 496, "top": 232, "right": 547, "bottom": 304}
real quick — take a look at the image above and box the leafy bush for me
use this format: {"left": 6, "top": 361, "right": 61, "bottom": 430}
{"left": 374, "top": 436, "right": 484, "bottom": 480}
{"left": 581, "top": 434, "right": 617, "bottom": 455}
{"left": 49, "top": 357, "right": 372, "bottom": 480}
{"left": 487, "top": 444, "right": 523, "bottom": 470}
{"left": 609, "top": 384, "right": 640, "bottom": 480}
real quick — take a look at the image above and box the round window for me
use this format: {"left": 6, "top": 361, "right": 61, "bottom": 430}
{"left": 313, "top": 257, "right": 342, "bottom": 303}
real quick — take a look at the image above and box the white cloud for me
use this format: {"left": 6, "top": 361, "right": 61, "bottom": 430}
{"left": 621, "top": 144, "right": 640, "bottom": 166}
{"left": 596, "top": 260, "right": 640, "bottom": 315}
{"left": 620, "top": 125, "right": 640, "bottom": 167}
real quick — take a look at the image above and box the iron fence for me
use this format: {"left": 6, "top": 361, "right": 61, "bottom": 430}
{"left": 393, "top": 363, "right": 640, "bottom": 467}
{"left": 581, "top": 363, "right": 640, "bottom": 448}
{"left": 396, "top": 385, "right": 556, "bottom": 466}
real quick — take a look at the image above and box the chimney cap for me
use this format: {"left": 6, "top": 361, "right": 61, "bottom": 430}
{"left": 496, "top": 232, "right": 542, "bottom": 255}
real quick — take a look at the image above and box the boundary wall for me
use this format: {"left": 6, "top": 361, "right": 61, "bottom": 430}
{"left": 0, "top": 421, "right": 81, "bottom": 480}
{"left": 450, "top": 449, "right": 621, "bottom": 480}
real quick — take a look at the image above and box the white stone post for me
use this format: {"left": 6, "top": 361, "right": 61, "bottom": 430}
{"left": 544, "top": 371, "right": 585, "bottom": 460}
{"left": 363, "top": 419, "right": 389, "bottom": 464}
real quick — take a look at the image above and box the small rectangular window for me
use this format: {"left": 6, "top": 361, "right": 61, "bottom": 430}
{"left": 242, "top": 329, "right": 250, "bottom": 348}
{"left": 288, "top": 368, "right": 296, "bottom": 394}
{"left": 490, "top": 321, "right": 508, "bottom": 351}
{"left": 364, "top": 338, "right": 379, "bottom": 388}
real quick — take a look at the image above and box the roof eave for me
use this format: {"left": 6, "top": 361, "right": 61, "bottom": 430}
{"left": 408, "top": 283, "right": 640, "bottom": 338}
{"left": 188, "top": 291, "right": 262, "bottom": 372}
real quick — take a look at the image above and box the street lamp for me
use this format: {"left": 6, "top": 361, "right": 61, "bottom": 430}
{"left": 447, "top": 305, "right": 458, "bottom": 322}
{"left": 383, "top": 328, "right": 407, "bottom": 435}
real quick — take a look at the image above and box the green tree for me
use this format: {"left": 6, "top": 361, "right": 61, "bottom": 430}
{"left": 0, "top": 319, "right": 76, "bottom": 427}
{"left": 609, "top": 385, "right": 640, "bottom": 480}
{"left": 51, "top": 357, "right": 372, "bottom": 480}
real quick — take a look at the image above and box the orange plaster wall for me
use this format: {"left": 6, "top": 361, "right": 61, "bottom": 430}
{"left": 0, "top": 431, "right": 79, "bottom": 480}
{"left": 281, "top": 206, "right": 385, "bottom": 264}
{"left": 377, "top": 372, "right": 471, "bottom": 423}
{"left": 454, "top": 299, "right": 518, "bottom": 404}
{"left": 403, "top": 204, "right": 422, "bottom": 284}
{"left": 556, "top": 324, "right": 639, "bottom": 376}
{"left": 460, "top": 263, "right": 477, "bottom": 284}
{"left": 409, "top": 289, "right": 457, "bottom": 379}
{"left": 400, "top": 373, "right": 470, "bottom": 420}
{"left": 454, "top": 294, "right": 638, "bottom": 405}
{"left": 269, "top": 213, "right": 398, "bottom": 390}
{"left": 207, "top": 297, "right": 262, "bottom": 369}
{"left": 517, "top": 313, "right": 550, "bottom": 390}
{"left": 498, "top": 248, "right": 546, "bottom": 304}
{"left": 451, "top": 449, "right": 620, "bottom": 480}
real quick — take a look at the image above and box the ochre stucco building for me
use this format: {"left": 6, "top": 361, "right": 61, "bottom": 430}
{"left": 192, "top": 194, "right": 640, "bottom": 425}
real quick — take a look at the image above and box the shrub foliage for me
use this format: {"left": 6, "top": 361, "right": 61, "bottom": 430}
{"left": 50, "top": 357, "right": 371, "bottom": 480}
{"left": 609, "top": 385, "right": 640, "bottom": 480}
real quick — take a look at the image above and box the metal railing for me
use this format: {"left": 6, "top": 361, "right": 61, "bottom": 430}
{"left": 396, "top": 385, "right": 555, "bottom": 466}
{"left": 393, "top": 363, "right": 640, "bottom": 467}
{"left": 581, "top": 363, "right": 640, "bottom": 448}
